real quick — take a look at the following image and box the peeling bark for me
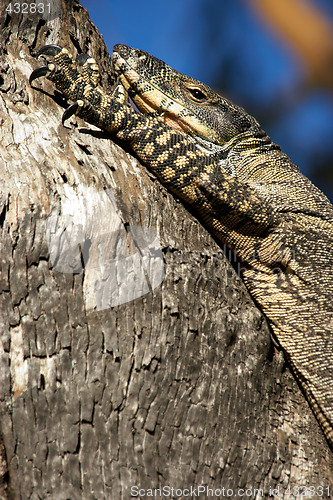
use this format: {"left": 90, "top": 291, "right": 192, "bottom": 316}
{"left": 0, "top": 1, "right": 332, "bottom": 498}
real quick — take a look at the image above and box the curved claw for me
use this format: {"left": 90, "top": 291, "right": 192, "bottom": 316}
{"left": 62, "top": 102, "right": 79, "bottom": 125}
{"left": 29, "top": 65, "right": 49, "bottom": 85}
{"left": 37, "top": 44, "right": 62, "bottom": 58}
{"left": 76, "top": 54, "right": 90, "bottom": 66}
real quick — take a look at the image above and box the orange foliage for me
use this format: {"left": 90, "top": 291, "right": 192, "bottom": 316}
{"left": 247, "top": 0, "right": 333, "bottom": 88}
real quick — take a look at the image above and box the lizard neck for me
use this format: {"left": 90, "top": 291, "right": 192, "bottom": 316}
{"left": 221, "top": 127, "right": 301, "bottom": 180}
{"left": 222, "top": 126, "right": 280, "bottom": 156}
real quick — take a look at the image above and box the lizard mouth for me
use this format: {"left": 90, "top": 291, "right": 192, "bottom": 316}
{"left": 112, "top": 47, "right": 207, "bottom": 136}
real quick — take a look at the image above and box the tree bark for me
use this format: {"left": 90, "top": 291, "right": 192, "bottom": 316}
{"left": 0, "top": 1, "right": 332, "bottom": 498}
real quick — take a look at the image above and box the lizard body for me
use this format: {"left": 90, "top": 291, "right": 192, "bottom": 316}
{"left": 30, "top": 44, "right": 333, "bottom": 447}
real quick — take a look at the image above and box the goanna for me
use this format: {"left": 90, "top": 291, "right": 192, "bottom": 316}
{"left": 30, "top": 44, "right": 333, "bottom": 447}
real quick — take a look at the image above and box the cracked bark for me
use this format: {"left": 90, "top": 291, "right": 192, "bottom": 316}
{"left": 0, "top": 1, "right": 332, "bottom": 498}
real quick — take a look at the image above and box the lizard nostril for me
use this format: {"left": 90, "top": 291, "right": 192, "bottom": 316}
{"left": 137, "top": 51, "right": 146, "bottom": 60}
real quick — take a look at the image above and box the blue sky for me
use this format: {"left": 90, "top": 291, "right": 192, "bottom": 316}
{"left": 81, "top": 0, "right": 333, "bottom": 199}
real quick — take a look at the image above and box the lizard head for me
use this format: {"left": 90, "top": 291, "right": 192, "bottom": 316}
{"left": 112, "top": 44, "right": 259, "bottom": 146}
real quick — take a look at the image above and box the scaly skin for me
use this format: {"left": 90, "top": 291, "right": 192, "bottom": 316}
{"left": 30, "top": 44, "right": 333, "bottom": 447}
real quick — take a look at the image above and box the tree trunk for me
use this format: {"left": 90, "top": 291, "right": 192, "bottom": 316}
{"left": 0, "top": 1, "right": 332, "bottom": 498}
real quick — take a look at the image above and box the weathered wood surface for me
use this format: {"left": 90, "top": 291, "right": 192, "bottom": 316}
{"left": 0, "top": 1, "right": 332, "bottom": 498}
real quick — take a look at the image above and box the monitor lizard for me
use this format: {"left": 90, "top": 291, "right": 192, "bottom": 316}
{"left": 30, "top": 44, "right": 333, "bottom": 448}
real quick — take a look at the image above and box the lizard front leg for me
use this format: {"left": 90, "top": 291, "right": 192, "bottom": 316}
{"left": 30, "top": 45, "right": 278, "bottom": 244}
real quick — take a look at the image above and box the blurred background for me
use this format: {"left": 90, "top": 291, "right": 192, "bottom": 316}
{"left": 81, "top": 0, "right": 333, "bottom": 201}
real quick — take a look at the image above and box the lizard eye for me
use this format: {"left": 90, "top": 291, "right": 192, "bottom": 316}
{"left": 137, "top": 51, "right": 146, "bottom": 60}
{"left": 187, "top": 87, "right": 207, "bottom": 101}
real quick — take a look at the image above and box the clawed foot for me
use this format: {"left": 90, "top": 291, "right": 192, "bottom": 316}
{"left": 30, "top": 44, "right": 101, "bottom": 88}
{"left": 30, "top": 44, "right": 104, "bottom": 124}
{"left": 30, "top": 44, "right": 129, "bottom": 131}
